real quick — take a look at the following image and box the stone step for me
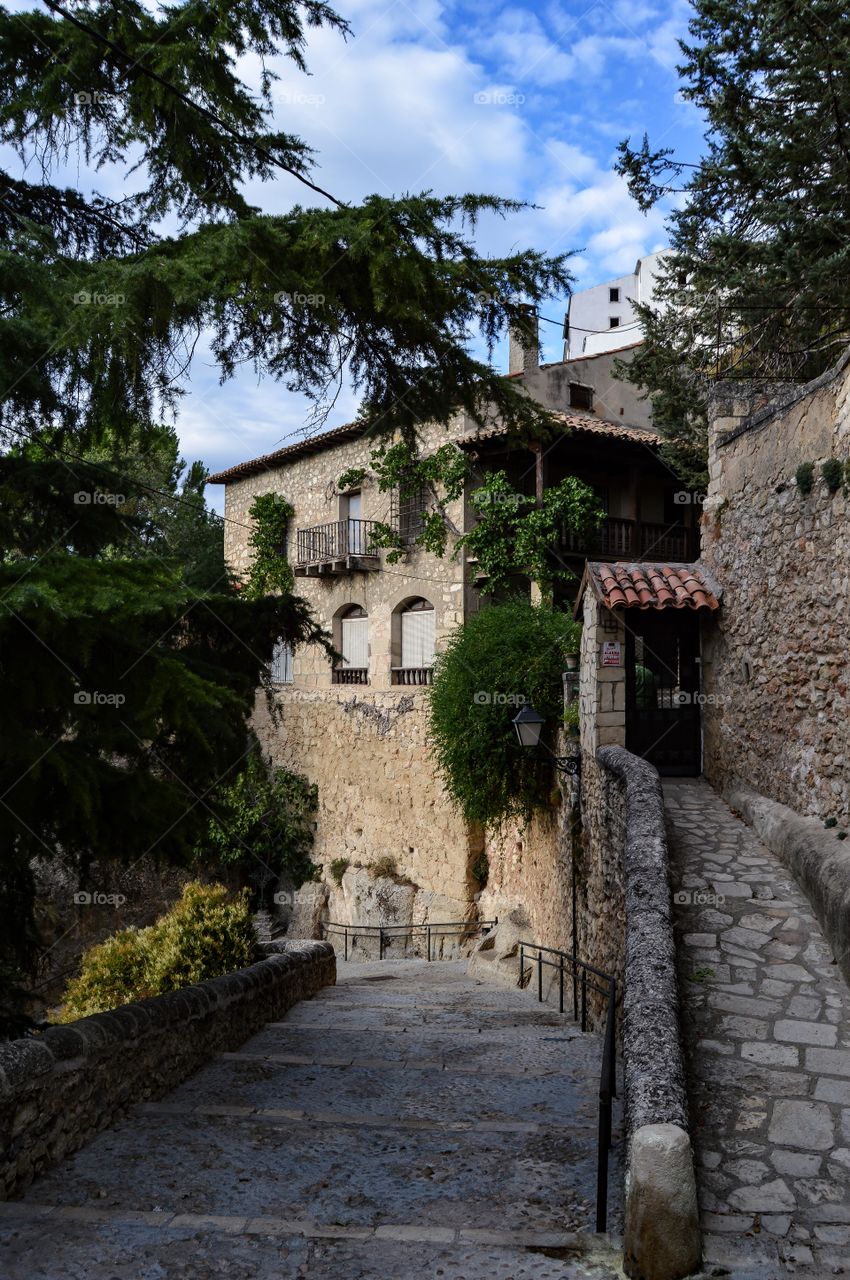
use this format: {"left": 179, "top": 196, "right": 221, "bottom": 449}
{"left": 238, "top": 1023, "right": 591, "bottom": 1073}
{"left": 20, "top": 1109, "right": 604, "bottom": 1235}
{"left": 161, "top": 1055, "right": 607, "bottom": 1126}
{"left": 0, "top": 1204, "right": 624, "bottom": 1280}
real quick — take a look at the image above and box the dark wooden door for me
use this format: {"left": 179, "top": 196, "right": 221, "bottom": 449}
{"left": 625, "top": 611, "right": 701, "bottom": 776}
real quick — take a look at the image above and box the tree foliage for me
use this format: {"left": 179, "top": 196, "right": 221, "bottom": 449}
{"left": 615, "top": 0, "right": 850, "bottom": 462}
{"left": 429, "top": 601, "right": 581, "bottom": 827}
{"left": 195, "top": 746, "right": 318, "bottom": 896}
{"left": 0, "top": 0, "right": 575, "bottom": 1025}
{"left": 459, "top": 471, "right": 604, "bottom": 597}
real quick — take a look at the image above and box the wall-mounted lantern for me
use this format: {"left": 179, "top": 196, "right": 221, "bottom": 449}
{"left": 512, "top": 705, "right": 581, "bottom": 776}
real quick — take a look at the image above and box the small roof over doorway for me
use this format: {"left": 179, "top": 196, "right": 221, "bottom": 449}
{"left": 574, "top": 561, "right": 722, "bottom": 616}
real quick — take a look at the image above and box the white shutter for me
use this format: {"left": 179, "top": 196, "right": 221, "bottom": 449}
{"left": 341, "top": 615, "right": 369, "bottom": 668}
{"left": 401, "top": 608, "right": 435, "bottom": 668}
{"left": 270, "top": 638, "right": 293, "bottom": 683}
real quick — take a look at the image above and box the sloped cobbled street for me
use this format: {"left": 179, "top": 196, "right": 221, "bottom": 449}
{"left": 0, "top": 960, "right": 624, "bottom": 1280}
{"left": 667, "top": 779, "right": 850, "bottom": 1278}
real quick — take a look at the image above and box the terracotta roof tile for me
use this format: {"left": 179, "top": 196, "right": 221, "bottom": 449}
{"left": 459, "top": 412, "right": 661, "bottom": 449}
{"left": 580, "top": 561, "right": 720, "bottom": 613}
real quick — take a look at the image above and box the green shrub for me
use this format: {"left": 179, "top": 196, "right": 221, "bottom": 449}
{"left": 822, "top": 458, "right": 844, "bottom": 493}
{"left": 795, "top": 462, "right": 815, "bottom": 494}
{"left": 430, "top": 600, "right": 581, "bottom": 826}
{"left": 57, "top": 882, "right": 254, "bottom": 1022}
{"left": 470, "top": 852, "right": 489, "bottom": 887}
{"left": 144, "top": 882, "right": 254, "bottom": 994}
{"left": 196, "top": 746, "right": 318, "bottom": 893}
{"left": 329, "top": 857, "right": 350, "bottom": 886}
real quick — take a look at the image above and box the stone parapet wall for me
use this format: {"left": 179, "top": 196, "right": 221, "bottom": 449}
{"left": 0, "top": 942, "right": 336, "bottom": 1201}
{"left": 584, "top": 746, "right": 700, "bottom": 1280}
{"left": 702, "top": 349, "right": 850, "bottom": 825}
{"left": 578, "top": 753, "right": 626, "bottom": 1010}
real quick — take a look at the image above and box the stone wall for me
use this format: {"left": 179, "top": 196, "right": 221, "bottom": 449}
{"left": 701, "top": 351, "right": 850, "bottom": 826}
{"left": 0, "top": 941, "right": 335, "bottom": 1201}
{"left": 583, "top": 746, "right": 699, "bottom": 1280}
{"left": 253, "top": 686, "right": 478, "bottom": 912}
{"left": 579, "top": 590, "right": 626, "bottom": 754}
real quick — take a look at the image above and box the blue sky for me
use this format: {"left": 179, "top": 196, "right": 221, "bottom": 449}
{"left": 8, "top": 0, "right": 707, "bottom": 510}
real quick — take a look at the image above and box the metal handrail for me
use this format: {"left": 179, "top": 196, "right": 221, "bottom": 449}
{"left": 519, "top": 940, "right": 618, "bottom": 1235}
{"left": 295, "top": 518, "right": 381, "bottom": 564}
{"left": 323, "top": 918, "right": 497, "bottom": 962}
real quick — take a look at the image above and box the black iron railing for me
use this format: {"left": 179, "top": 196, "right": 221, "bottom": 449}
{"left": 518, "top": 941, "right": 617, "bottom": 1235}
{"left": 296, "top": 519, "right": 381, "bottom": 565}
{"left": 391, "top": 667, "right": 433, "bottom": 685}
{"left": 323, "top": 919, "right": 497, "bottom": 962}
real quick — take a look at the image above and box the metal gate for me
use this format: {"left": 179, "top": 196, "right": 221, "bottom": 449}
{"left": 625, "top": 611, "right": 702, "bottom": 775}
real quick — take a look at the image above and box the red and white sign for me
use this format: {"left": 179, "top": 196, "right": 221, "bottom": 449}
{"left": 601, "top": 641, "right": 622, "bottom": 667}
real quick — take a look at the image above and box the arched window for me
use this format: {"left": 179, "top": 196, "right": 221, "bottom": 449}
{"left": 393, "top": 598, "right": 435, "bottom": 685}
{"left": 333, "top": 605, "right": 369, "bottom": 684}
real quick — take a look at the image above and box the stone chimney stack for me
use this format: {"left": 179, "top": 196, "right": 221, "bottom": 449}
{"left": 508, "top": 304, "right": 539, "bottom": 376}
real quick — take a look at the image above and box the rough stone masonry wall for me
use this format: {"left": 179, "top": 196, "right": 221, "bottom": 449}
{"left": 0, "top": 942, "right": 335, "bottom": 1201}
{"left": 224, "top": 419, "right": 479, "bottom": 913}
{"left": 701, "top": 352, "right": 850, "bottom": 826}
{"left": 583, "top": 746, "right": 700, "bottom": 1280}
{"left": 477, "top": 796, "right": 572, "bottom": 957}
{"left": 252, "top": 687, "right": 478, "bottom": 909}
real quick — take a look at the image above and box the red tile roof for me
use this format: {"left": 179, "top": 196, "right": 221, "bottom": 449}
{"left": 580, "top": 562, "right": 721, "bottom": 613}
{"left": 458, "top": 412, "right": 660, "bottom": 449}
{"left": 207, "top": 420, "right": 370, "bottom": 483}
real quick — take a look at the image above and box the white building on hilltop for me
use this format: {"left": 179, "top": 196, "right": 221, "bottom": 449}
{"left": 563, "top": 249, "right": 672, "bottom": 360}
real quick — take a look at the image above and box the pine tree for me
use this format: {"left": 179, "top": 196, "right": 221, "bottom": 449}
{"left": 616, "top": 0, "right": 850, "bottom": 462}
{"left": 0, "top": 0, "right": 574, "bottom": 1023}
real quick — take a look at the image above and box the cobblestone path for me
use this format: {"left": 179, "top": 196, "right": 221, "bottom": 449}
{"left": 0, "top": 961, "right": 623, "bottom": 1280}
{"left": 666, "top": 778, "right": 850, "bottom": 1279}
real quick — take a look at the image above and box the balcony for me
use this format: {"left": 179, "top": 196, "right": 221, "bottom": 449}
{"left": 294, "top": 519, "right": 382, "bottom": 576}
{"left": 391, "top": 667, "right": 433, "bottom": 686}
{"left": 332, "top": 667, "right": 368, "bottom": 685}
{"left": 562, "top": 517, "right": 696, "bottom": 562}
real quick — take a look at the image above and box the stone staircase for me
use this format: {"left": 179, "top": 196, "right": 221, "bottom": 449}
{"left": 0, "top": 960, "right": 624, "bottom": 1279}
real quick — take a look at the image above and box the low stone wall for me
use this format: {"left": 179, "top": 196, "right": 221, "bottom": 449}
{"left": 0, "top": 941, "right": 335, "bottom": 1201}
{"left": 728, "top": 785, "right": 850, "bottom": 991}
{"left": 589, "top": 747, "right": 700, "bottom": 1280}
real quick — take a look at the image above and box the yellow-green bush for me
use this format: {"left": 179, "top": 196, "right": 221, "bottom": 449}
{"left": 58, "top": 882, "right": 254, "bottom": 1022}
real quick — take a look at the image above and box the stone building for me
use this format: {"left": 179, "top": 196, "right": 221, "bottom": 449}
{"left": 209, "top": 332, "right": 697, "bottom": 935}
{"left": 575, "top": 346, "right": 850, "bottom": 821}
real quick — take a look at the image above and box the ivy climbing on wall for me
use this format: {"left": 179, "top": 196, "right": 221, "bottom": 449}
{"left": 245, "top": 493, "right": 295, "bottom": 598}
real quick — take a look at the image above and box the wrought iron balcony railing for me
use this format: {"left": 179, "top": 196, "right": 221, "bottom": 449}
{"left": 296, "top": 519, "right": 381, "bottom": 566}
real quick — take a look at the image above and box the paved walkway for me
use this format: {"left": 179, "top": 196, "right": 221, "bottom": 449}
{"left": 0, "top": 961, "right": 623, "bottom": 1279}
{"left": 666, "top": 779, "right": 850, "bottom": 1278}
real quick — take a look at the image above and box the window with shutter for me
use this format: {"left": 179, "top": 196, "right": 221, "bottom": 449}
{"left": 341, "top": 613, "right": 368, "bottom": 667}
{"left": 270, "top": 638, "right": 293, "bottom": 684}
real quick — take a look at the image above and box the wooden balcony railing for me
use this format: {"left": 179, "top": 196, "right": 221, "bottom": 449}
{"left": 562, "top": 517, "right": 696, "bottom": 562}
{"left": 296, "top": 519, "right": 380, "bottom": 566}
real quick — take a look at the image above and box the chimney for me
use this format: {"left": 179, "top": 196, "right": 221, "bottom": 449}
{"left": 508, "top": 304, "right": 539, "bottom": 376}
